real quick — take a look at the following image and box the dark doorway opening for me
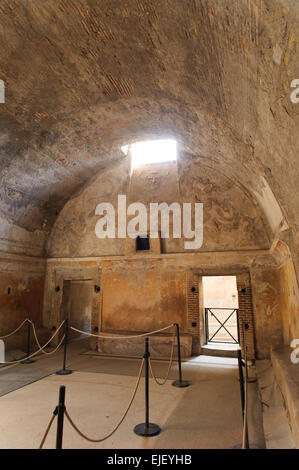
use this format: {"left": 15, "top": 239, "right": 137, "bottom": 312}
{"left": 60, "top": 280, "right": 93, "bottom": 341}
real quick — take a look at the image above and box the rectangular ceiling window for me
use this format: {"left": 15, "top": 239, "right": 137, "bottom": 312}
{"left": 122, "top": 139, "right": 177, "bottom": 171}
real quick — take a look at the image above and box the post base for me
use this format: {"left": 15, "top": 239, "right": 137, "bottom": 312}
{"left": 238, "top": 378, "right": 257, "bottom": 384}
{"left": 134, "top": 423, "right": 161, "bottom": 437}
{"left": 56, "top": 369, "right": 72, "bottom": 375}
{"left": 21, "top": 359, "right": 35, "bottom": 364}
{"left": 172, "top": 380, "right": 191, "bottom": 388}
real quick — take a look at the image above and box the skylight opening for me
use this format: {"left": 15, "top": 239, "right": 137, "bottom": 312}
{"left": 121, "top": 139, "right": 177, "bottom": 171}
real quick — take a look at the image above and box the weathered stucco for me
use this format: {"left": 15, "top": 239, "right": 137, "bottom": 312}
{"left": 47, "top": 159, "right": 271, "bottom": 257}
{"left": 251, "top": 265, "right": 283, "bottom": 358}
{"left": 0, "top": 0, "right": 297, "bottom": 262}
{"left": 277, "top": 242, "right": 299, "bottom": 344}
{"left": 0, "top": 253, "right": 45, "bottom": 342}
{"left": 101, "top": 266, "right": 187, "bottom": 332}
{"left": 0, "top": 0, "right": 298, "bottom": 360}
{"left": 40, "top": 247, "right": 295, "bottom": 358}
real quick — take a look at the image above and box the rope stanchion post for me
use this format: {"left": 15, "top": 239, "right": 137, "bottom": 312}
{"left": 134, "top": 337, "right": 161, "bottom": 437}
{"left": 172, "top": 323, "right": 190, "bottom": 388}
{"left": 242, "top": 323, "right": 256, "bottom": 383}
{"left": 21, "top": 318, "right": 35, "bottom": 364}
{"left": 56, "top": 319, "right": 72, "bottom": 375}
{"left": 56, "top": 385, "right": 66, "bottom": 450}
{"left": 237, "top": 348, "right": 245, "bottom": 417}
{"left": 242, "top": 323, "right": 250, "bottom": 450}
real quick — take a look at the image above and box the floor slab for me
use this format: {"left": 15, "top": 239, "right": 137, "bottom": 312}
{"left": 0, "top": 340, "right": 265, "bottom": 449}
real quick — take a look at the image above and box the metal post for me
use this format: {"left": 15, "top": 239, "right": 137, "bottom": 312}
{"left": 237, "top": 349, "right": 245, "bottom": 416}
{"left": 56, "top": 385, "right": 66, "bottom": 449}
{"left": 242, "top": 323, "right": 256, "bottom": 383}
{"left": 172, "top": 323, "right": 190, "bottom": 388}
{"left": 56, "top": 319, "right": 72, "bottom": 375}
{"left": 22, "top": 318, "right": 35, "bottom": 364}
{"left": 242, "top": 324, "right": 250, "bottom": 449}
{"left": 242, "top": 346, "right": 250, "bottom": 450}
{"left": 134, "top": 338, "right": 161, "bottom": 437}
{"left": 236, "top": 348, "right": 250, "bottom": 450}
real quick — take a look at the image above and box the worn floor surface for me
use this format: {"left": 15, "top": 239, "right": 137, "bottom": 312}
{"left": 0, "top": 340, "right": 265, "bottom": 449}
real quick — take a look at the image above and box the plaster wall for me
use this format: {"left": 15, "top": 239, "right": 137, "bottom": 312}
{"left": 47, "top": 159, "right": 271, "bottom": 257}
{"left": 251, "top": 265, "right": 283, "bottom": 358}
{"left": 43, "top": 249, "right": 286, "bottom": 359}
{"left": 42, "top": 161, "right": 298, "bottom": 359}
{"left": 279, "top": 250, "right": 299, "bottom": 345}
{"left": 0, "top": 253, "right": 45, "bottom": 339}
{"left": 250, "top": 240, "right": 299, "bottom": 358}
{"left": 101, "top": 268, "right": 186, "bottom": 333}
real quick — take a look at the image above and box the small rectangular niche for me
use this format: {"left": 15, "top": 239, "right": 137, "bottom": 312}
{"left": 136, "top": 234, "right": 150, "bottom": 251}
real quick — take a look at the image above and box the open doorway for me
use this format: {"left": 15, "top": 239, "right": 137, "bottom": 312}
{"left": 202, "top": 276, "right": 239, "bottom": 346}
{"left": 60, "top": 280, "right": 93, "bottom": 341}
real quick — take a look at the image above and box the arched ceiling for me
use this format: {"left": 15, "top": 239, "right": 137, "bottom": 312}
{"left": 0, "top": 0, "right": 298, "bottom": 257}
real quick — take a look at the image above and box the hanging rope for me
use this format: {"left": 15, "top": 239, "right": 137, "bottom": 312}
{"left": 70, "top": 323, "right": 174, "bottom": 339}
{"left": 148, "top": 333, "right": 176, "bottom": 386}
{"left": 0, "top": 320, "right": 66, "bottom": 364}
{"left": 38, "top": 407, "right": 58, "bottom": 449}
{"left": 30, "top": 321, "right": 65, "bottom": 355}
{"left": 64, "top": 358, "right": 144, "bottom": 443}
{"left": 0, "top": 318, "right": 30, "bottom": 339}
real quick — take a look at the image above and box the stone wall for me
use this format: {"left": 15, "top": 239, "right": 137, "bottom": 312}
{"left": 0, "top": 253, "right": 45, "bottom": 348}
{"left": 276, "top": 242, "right": 299, "bottom": 346}
{"left": 251, "top": 264, "right": 282, "bottom": 359}
{"left": 47, "top": 159, "right": 271, "bottom": 258}
{"left": 42, "top": 249, "right": 288, "bottom": 359}
{"left": 101, "top": 262, "right": 187, "bottom": 333}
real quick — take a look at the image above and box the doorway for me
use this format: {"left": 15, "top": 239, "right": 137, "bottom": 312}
{"left": 202, "top": 276, "right": 240, "bottom": 345}
{"left": 60, "top": 280, "right": 93, "bottom": 341}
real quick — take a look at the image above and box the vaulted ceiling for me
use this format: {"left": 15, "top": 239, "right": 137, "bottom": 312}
{"left": 0, "top": 0, "right": 298, "bottom": 260}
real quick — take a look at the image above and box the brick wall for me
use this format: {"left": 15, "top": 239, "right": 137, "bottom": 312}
{"left": 186, "top": 271, "right": 201, "bottom": 354}
{"left": 236, "top": 273, "right": 256, "bottom": 361}
{"left": 185, "top": 270, "right": 256, "bottom": 359}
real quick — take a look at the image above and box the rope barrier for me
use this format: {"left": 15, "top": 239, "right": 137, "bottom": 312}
{"left": 148, "top": 333, "right": 176, "bottom": 386}
{"left": 64, "top": 358, "right": 145, "bottom": 443}
{"left": 0, "top": 318, "right": 30, "bottom": 339}
{"left": 38, "top": 407, "right": 58, "bottom": 449}
{"left": 70, "top": 323, "right": 174, "bottom": 339}
{"left": 39, "top": 333, "right": 66, "bottom": 356}
{"left": 0, "top": 320, "right": 66, "bottom": 364}
{"left": 30, "top": 321, "right": 65, "bottom": 355}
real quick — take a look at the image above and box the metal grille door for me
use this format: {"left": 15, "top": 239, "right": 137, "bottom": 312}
{"left": 205, "top": 308, "right": 240, "bottom": 344}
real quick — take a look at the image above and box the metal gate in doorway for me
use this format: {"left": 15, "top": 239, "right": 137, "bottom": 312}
{"left": 205, "top": 308, "right": 240, "bottom": 344}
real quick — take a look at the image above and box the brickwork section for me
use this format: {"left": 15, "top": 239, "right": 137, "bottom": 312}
{"left": 186, "top": 271, "right": 200, "bottom": 336}
{"left": 236, "top": 273, "right": 256, "bottom": 360}
{"left": 184, "top": 271, "right": 256, "bottom": 360}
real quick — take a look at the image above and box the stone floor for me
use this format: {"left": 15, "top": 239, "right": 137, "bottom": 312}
{"left": 0, "top": 339, "right": 269, "bottom": 449}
